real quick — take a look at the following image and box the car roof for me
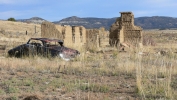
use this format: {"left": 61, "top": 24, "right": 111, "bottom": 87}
{"left": 30, "top": 38, "right": 63, "bottom": 43}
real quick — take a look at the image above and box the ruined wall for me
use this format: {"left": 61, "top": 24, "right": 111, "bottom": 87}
{"left": 120, "top": 12, "right": 142, "bottom": 46}
{"left": 73, "top": 26, "right": 81, "bottom": 47}
{"left": 109, "top": 17, "right": 121, "bottom": 47}
{"left": 41, "top": 21, "right": 109, "bottom": 51}
{"left": 86, "top": 28, "right": 109, "bottom": 51}
{"left": 109, "top": 12, "right": 143, "bottom": 48}
{"left": 80, "top": 26, "right": 86, "bottom": 44}
{"left": 86, "top": 29, "right": 100, "bottom": 51}
{"left": 63, "top": 25, "right": 73, "bottom": 47}
{"left": 99, "top": 27, "right": 109, "bottom": 47}
{"left": 65, "top": 26, "right": 86, "bottom": 48}
{"left": 41, "top": 21, "right": 63, "bottom": 40}
{"left": 41, "top": 22, "right": 86, "bottom": 49}
{"left": 124, "top": 29, "right": 142, "bottom": 46}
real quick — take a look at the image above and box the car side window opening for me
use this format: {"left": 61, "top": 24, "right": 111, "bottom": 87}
{"left": 29, "top": 40, "right": 43, "bottom": 47}
{"left": 43, "top": 41, "right": 61, "bottom": 47}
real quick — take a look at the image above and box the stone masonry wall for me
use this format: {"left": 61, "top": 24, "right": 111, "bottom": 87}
{"left": 41, "top": 21, "right": 63, "bottom": 40}
{"left": 41, "top": 22, "right": 87, "bottom": 49}
{"left": 85, "top": 28, "right": 109, "bottom": 51}
{"left": 86, "top": 29, "right": 100, "bottom": 51}
{"left": 109, "top": 12, "right": 143, "bottom": 48}
{"left": 41, "top": 21, "right": 109, "bottom": 51}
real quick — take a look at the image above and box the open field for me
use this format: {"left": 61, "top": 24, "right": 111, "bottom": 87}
{"left": 1, "top": 21, "right": 177, "bottom": 99}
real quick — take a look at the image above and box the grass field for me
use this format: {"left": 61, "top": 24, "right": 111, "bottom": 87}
{"left": 1, "top": 21, "right": 177, "bottom": 100}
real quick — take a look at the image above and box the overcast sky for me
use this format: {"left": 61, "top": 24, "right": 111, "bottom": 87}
{"left": 0, "top": 0, "right": 176, "bottom": 21}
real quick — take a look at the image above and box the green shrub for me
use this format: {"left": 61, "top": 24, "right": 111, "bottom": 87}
{"left": 7, "top": 17, "right": 16, "bottom": 21}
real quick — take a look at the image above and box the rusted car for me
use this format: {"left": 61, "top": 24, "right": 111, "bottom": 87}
{"left": 8, "top": 38, "right": 80, "bottom": 61}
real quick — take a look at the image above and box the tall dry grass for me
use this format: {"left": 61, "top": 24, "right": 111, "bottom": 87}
{"left": 1, "top": 29, "right": 177, "bottom": 99}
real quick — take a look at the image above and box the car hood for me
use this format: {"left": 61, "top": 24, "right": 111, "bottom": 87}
{"left": 51, "top": 46, "right": 80, "bottom": 61}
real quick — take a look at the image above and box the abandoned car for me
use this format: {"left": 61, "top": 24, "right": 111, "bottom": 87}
{"left": 8, "top": 38, "right": 80, "bottom": 61}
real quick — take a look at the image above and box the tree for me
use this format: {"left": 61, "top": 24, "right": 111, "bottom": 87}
{"left": 7, "top": 17, "right": 16, "bottom": 21}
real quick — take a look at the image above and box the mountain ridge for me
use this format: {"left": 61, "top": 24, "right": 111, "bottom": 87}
{"left": 16, "top": 17, "right": 47, "bottom": 24}
{"left": 12, "top": 16, "right": 177, "bottom": 30}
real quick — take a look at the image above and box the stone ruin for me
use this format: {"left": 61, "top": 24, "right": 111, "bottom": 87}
{"left": 41, "top": 21, "right": 63, "bottom": 40}
{"left": 86, "top": 29, "right": 100, "bottom": 51}
{"left": 62, "top": 25, "right": 86, "bottom": 48}
{"left": 41, "top": 21, "right": 109, "bottom": 51}
{"left": 41, "top": 21, "right": 86, "bottom": 49}
{"left": 99, "top": 27, "right": 109, "bottom": 47}
{"left": 86, "top": 27, "right": 109, "bottom": 51}
{"left": 109, "top": 12, "right": 142, "bottom": 49}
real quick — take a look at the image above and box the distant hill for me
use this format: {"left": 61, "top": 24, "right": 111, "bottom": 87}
{"left": 17, "top": 17, "right": 47, "bottom": 24}
{"left": 13, "top": 16, "right": 177, "bottom": 30}
{"left": 53, "top": 16, "right": 177, "bottom": 30}
{"left": 134, "top": 16, "right": 177, "bottom": 29}
{"left": 53, "top": 16, "right": 117, "bottom": 30}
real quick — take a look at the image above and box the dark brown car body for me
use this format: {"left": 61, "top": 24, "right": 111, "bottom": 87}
{"left": 8, "top": 38, "right": 80, "bottom": 61}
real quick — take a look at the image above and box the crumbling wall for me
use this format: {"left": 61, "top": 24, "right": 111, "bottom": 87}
{"left": 109, "top": 12, "right": 143, "bottom": 48}
{"left": 99, "top": 27, "right": 109, "bottom": 47}
{"left": 80, "top": 26, "right": 86, "bottom": 44}
{"left": 124, "top": 29, "right": 142, "bottom": 46}
{"left": 41, "top": 21, "right": 63, "bottom": 40}
{"left": 41, "top": 22, "right": 86, "bottom": 49}
{"left": 72, "top": 26, "right": 81, "bottom": 47}
{"left": 109, "top": 20, "right": 120, "bottom": 47}
{"left": 41, "top": 21, "right": 109, "bottom": 51}
{"left": 86, "top": 29, "right": 100, "bottom": 51}
{"left": 63, "top": 25, "right": 73, "bottom": 47}
{"left": 64, "top": 26, "right": 86, "bottom": 48}
{"left": 86, "top": 28, "right": 109, "bottom": 51}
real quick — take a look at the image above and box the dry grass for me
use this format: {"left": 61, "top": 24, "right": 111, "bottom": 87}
{"left": 0, "top": 48, "right": 138, "bottom": 100}
{"left": 1, "top": 21, "right": 177, "bottom": 99}
{"left": 0, "top": 20, "right": 41, "bottom": 36}
{"left": 1, "top": 51, "right": 177, "bottom": 100}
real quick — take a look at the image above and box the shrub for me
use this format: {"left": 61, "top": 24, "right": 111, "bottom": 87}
{"left": 7, "top": 17, "right": 16, "bottom": 21}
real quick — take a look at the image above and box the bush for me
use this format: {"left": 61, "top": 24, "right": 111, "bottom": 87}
{"left": 7, "top": 17, "right": 16, "bottom": 21}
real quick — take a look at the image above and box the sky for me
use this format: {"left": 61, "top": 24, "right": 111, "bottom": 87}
{"left": 0, "top": 0, "right": 177, "bottom": 21}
